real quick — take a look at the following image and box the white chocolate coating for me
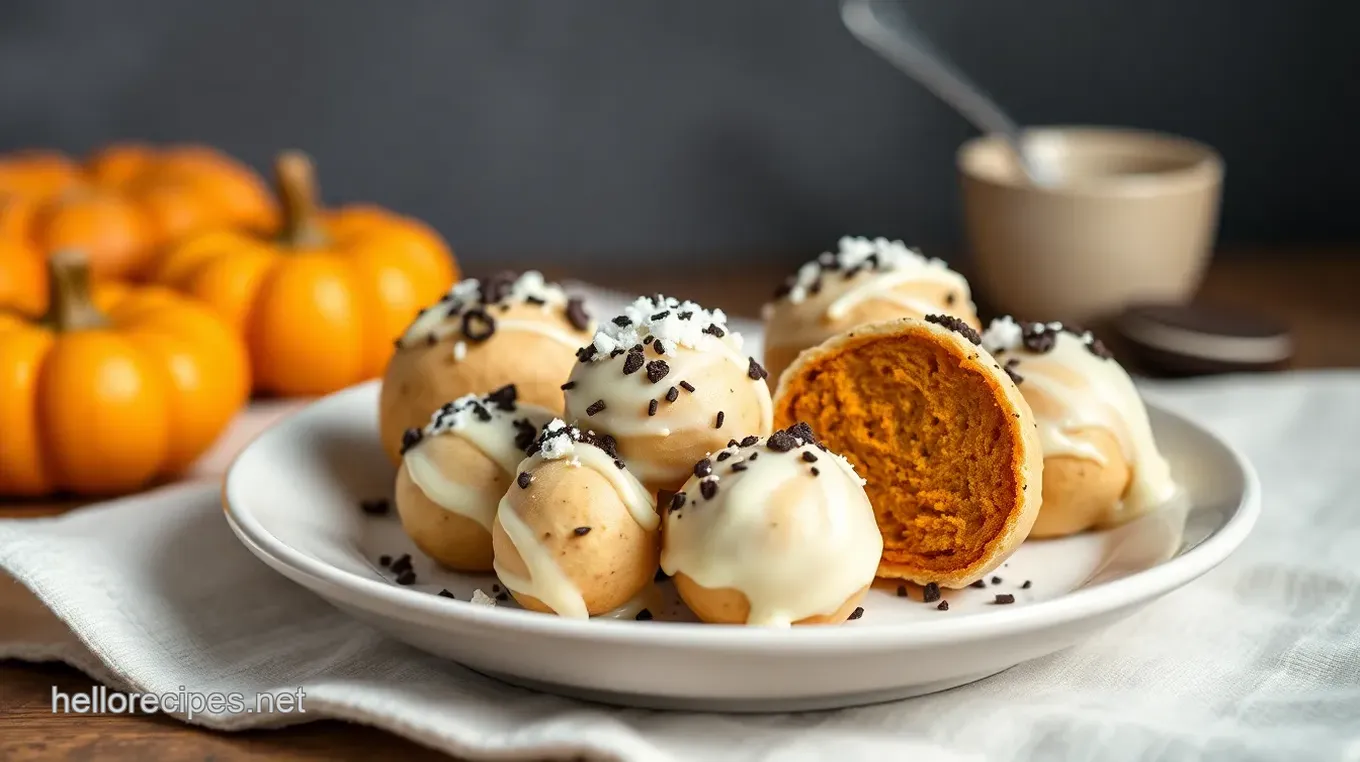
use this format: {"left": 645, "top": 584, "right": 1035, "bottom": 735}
{"left": 403, "top": 390, "right": 555, "bottom": 530}
{"left": 493, "top": 422, "right": 659, "bottom": 619}
{"left": 982, "top": 317, "right": 1179, "bottom": 522}
{"left": 564, "top": 295, "right": 774, "bottom": 492}
{"left": 398, "top": 271, "right": 593, "bottom": 351}
{"left": 762, "top": 236, "right": 976, "bottom": 352}
{"left": 660, "top": 428, "right": 882, "bottom": 627}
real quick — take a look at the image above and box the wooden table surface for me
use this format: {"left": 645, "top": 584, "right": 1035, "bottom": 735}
{"left": 2, "top": 250, "right": 1357, "bottom": 761}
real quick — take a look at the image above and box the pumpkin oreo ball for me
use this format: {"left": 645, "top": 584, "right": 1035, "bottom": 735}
{"left": 661, "top": 423, "right": 882, "bottom": 626}
{"left": 762, "top": 236, "right": 979, "bottom": 385}
{"left": 148, "top": 150, "right": 456, "bottom": 397}
{"left": 492, "top": 420, "right": 659, "bottom": 618}
{"left": 563, "top": 295, "right": 774, "bottom": 495}
{"left": 773, "top": 315, "right": 1043, "bottom": 588}
{"left": 0, "top": 250, "right": 249, "bottom": 497}
{"left": 378, "top": 271, "right": 595, "bottom": 464}
{"left": 980, "top": 316, "right": 1181, "bottom": 538}
{"left": 395, "top": 385, "right": 555, "bottom": 571}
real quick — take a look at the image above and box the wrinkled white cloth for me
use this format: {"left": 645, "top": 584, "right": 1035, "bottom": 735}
{"left": 1, "top": 284, "right": 1358, "bottom": 761}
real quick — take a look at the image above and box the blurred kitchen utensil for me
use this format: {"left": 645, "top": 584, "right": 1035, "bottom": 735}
{"left": 839, "top": 0, "right": 1056, "bottom": 186}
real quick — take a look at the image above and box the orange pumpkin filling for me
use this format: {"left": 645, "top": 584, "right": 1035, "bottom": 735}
{"left": 774, "top": 330, "right": 1026, "bottom": 581}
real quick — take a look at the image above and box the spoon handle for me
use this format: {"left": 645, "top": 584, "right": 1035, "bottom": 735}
{"left": 840, "top": 0, "right": 1044, "bottom": 183}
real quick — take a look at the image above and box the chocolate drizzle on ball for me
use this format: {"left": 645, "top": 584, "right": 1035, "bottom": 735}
{"left": 924, "top": 313, "right": 982, "bottom": 345}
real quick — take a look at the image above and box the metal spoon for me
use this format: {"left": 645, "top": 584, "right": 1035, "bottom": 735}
{"left": 839, "top": 0, "right": 1056, "bottom": 186}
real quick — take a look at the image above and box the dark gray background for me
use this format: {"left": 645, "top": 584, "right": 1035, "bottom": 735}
{"left": 1, "top": 0, "right": 1355, "bottom": 270}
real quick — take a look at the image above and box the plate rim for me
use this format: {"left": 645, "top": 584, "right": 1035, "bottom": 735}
{"left": 223, "top": 380, "right": 1260, "bottom": 653}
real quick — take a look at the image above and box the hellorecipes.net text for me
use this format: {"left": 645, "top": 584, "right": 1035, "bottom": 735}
{"left": 52, "top": 685, "right": 307, "bottom": 721}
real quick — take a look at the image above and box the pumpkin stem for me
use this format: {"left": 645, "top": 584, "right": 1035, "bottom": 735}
{"left": 274, "top": 150, "right": 330, "bottom": 248}
{"left": 41, "top": 250, "right": 110, "bottom": 332}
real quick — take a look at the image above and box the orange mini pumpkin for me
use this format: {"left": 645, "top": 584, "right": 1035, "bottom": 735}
{"left": 0, "top": 144, "right": 276, "bottom": 281}
{"left": 0, "top": 250, "right": 250, "bottom": 497}
{"left": 0, "top": 196, "right": 47, "bottom": 317}
{"left": 150, "top": 151, "right": 457, "bottom": 397}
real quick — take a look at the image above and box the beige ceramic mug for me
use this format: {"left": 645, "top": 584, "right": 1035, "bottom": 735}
{"left": 958, "top": 126, "right": 1224, "bottom": 325}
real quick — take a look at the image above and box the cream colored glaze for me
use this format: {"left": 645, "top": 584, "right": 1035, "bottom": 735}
{"left": 660, "top": 440, "right": 881, "bottom": 627}
{"left": 494, "top": 497, "right": 589, "bottom": 619}
{"left": 403, "top": 402, "right": 555, "bottom": 530}
{"left": 763, "top": 272, "right": 974, "bottom": 351}
{"left": 998, "top": 331, "right": 1179, "bottom": 520}
{"left": 493, "top": 443, "right": 658, "bottom": 618}
{"left": 566, "top": 344, "right": 774, "bottom": 489}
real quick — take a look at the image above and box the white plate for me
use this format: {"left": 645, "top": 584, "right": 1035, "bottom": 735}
{"left": 223, "top": 380, "right": 1258, "bottom": 712}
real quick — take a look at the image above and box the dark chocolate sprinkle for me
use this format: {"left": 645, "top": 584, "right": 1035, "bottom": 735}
{"left": 614, "top": 459, "right": 626, "bottom": 469}
{"left": 677, "top": 311, "right": 693, "bottom": 320}
{"left": 400, "top": 428, "right": 424, "bottom": 455}
{"left": 848, "top": 607, "right": 864, "bottom": 621}
{"left": 1004, "top": 358, "right": 1024, "bottom": 385}
{"left": 635, "top": 608, "right": 654, "bottom": 621}
{"left": 496, "top": 592, "right": 510, "bottom": 601}
{"left": 390, "top": 554, "right": 413, "bottom": 574}
{"left": 360, "top": 499, "right": 390, "bottom": 516}
{"left": 610, "top": 348, "right": 625, "bottom": 358}
{"left": 492, "top": 584, "right": 501, "bottom": 592}
{"left": 748, "top": 452, "right": 759, "bottom": 460}
{"left": 481, "top": 271, "right": 516, "bottom": 303}
{"left": 994, "top": 594, "right": 1016, "bottom": 605}
{"left": 945, "top": 292, "right": 957, "bottom": 306}
{"left": 462, "top": 308, "right": 496, "bottom": 342}
{"left": 714, "top": 411, "right": 725, "bottom": 428}
{"left": 896, "top": 585, "right": 908, "bottom": 598}
{"left": 437, "top": 589, "right": 454, "bottom": 598}
{"left": 560, "top": 381, "right": 576, "bottom": 390}
{"left": 525, "top": 295, "right": 546, "bottom": 306}
{"left": 970, "top": 579, "right": 988, "bottom": 589}
{"left": 1087, "top": 336, "right": 1114, "bottom": 360}
{"left": 646, "top": 360, "right": 670, "bottom": 383}
{"left": 924, "top": 313, "right": 982, "bottom": 345}
{"left": 937, "top": 600, "right": 950, "bottom": 611}
{"left": 395, "top": 568, "right": 417, "bottom": 585}
{"left": 586, "top": 399, "right": 607, "bottom": 416}
{"left": 810, "top": 467, "right": 820, "bottom": 476}
{"left": 702, "top": 324, "right": 726, "bottom": 338}
{"left": 486, "top": 384, "right": 518, "bottom": 411}
{"left": 730, "top": 462, "right": 748, "bottom": 472}
{"left": 565, "top": 298, "right": 590, "bottom": 331}
{"left": 574, "top": 526, "right": 591, "bottom": 536}
{"left": 747, "top": 357, "right": 768, "bottom": 381}
{"left": 643, "top": 335, "right": 654, "bottom": 345}
{"left": 694, "top": 458, "right": 713, "bottom": 477}
{"left": 576, "top": 344, "right": 597, "bottom": 362}
{"left": 679, "top": 380, "right": 695, "bottom": 393}
{"left": 991, "top": 576, "right": 1003, "bottom": 585}
{"left": 379, "top": 555, "right": 392, "bottom": 567}
{"left": 622, "top": 352, "right": 645, "bottom": 375}
{"left": 665, "top": 386, "right": 680, "bottom": 403}
{"left": 802, "top": 451, "right": 818, "bottom": 463}
{"left": 648, "top": 399, "right": 659, "bottom": 416}
{"left": 612, "top": 315, "right": 632, "bottom": 327}
{"left": 669, "top": 492, "right": 687, "bottom": 512}
{"left": 1022, "top": 580, "right": 1032, "bottom": 589}
{"left": 650, "top": 310, "right": 671, "bottom": 321}
{"left": 740, "top": 435, "right": 759, "bottom": 447}
{"left": 922, "top": 582, "right": 941, "bottom": 603}
{"left": 653, "top": 339, "right": 667, "bottom": 355}
{"left": 716, "top": 451, "right": 732, "bottom": 462}
{"left": 513, "top": 418, "right": 537, "bottom": 451}
{"left": 700, "top": 480, "right": 718, "bottom": 500}
{"left": 1021, "top": 323, "right": 1057, "bottom": 353}
{"left": 767, "top": 430, "right": 797, "bottom": 452}
{"left": 517, "top": 472, "right": 532, "bottom": 489}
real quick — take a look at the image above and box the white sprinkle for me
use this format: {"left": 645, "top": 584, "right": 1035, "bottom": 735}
{"left": 586, "top": 295, "right": 739, "bottom": 361}
{"left": 452, "top": 341, "right": 467, "bottom": 361}
{"left": 981, "top": 316, "right": 1024, "bottom": 354}
{"left": 780, "top": 236, "right": 955, "bottom": 305}
{"left": 567, "top": 457, "right": 582, "bottom": 468}
{"left": 470, "top": 589, "right": 497, "bottom": 606}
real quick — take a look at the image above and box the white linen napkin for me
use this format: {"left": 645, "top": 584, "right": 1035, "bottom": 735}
{"left": 2, "top": 284, "right": 1358, "bottom": 761}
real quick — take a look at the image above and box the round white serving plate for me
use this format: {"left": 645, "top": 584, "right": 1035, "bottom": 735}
{"left": 224, "top": 380, "right": 1258, "bottom": 712}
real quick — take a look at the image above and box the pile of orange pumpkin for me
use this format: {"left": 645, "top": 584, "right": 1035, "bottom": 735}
{"left": 0, "top": 143, "right": 459, "bottom": 498}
